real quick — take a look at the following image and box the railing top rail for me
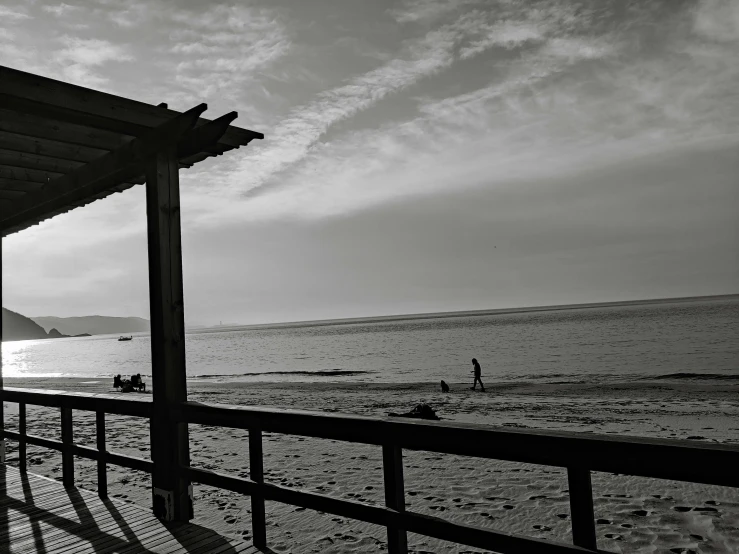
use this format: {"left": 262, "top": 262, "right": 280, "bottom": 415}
{"left": 2, "top": 388, "right": 737, "bottom": 489}
{"left": 177, "top": 400, "right": 739, "bottom": 489}
{"left": 0, "top": 387, "right": 152, "bottom": 417}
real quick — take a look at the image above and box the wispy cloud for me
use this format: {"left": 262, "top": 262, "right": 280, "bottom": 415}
{"left": 41, "top": 3, "right": 79, "bottom": 17}
{"left": 0, "top": 5, "right": 30, "bottom": 20}
{"left": 56, "top": 36, "right": 133, "bottom": 66}
{"left": 390, "top": 0, "right": 478, "bottom": 24}
{"left": 692, "top": 0, "right": 739, "bottom": 42}
{"left": 223, "top": 2, "right": 617, "bottom": 204}
{"left": 187, "top": 1, "right": 737, "bottom": 225}
{"left": 168, "top": 5, "right": 290, "bottom": 101}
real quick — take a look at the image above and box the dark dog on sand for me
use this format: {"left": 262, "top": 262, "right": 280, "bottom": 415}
{"left": 440, "top": 380, "right": 450, "bottom": 392}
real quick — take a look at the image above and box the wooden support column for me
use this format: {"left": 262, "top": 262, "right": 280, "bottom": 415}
{"left": 0, "top": 236, "right": 4, "bottom": 464}
{"left": 146, "top": 145, "right": 192, "bottom": 522}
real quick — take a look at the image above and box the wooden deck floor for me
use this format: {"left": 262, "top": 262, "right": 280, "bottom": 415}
{"left": 0, "top": 465, "right": 259, "bottom": 554}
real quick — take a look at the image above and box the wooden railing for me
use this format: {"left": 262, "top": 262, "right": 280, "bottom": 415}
{"left": 0, "top": 388, "right": 152, "bottom": 499}
{"left": 2, "top": 387, "right": 738, "bottom": 554}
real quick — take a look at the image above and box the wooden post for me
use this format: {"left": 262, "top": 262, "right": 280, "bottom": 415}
{"left": 18, "top": 402, "right": 26, "bottom": 472}
{"left": 383, "top": 444, "right": 408, "bottom": 554}
{"left": 249, "top": 427, "right": 267, "bottom": 548}
{"left": 146, "top": 146, "right": 192, "bottom": 522}
{"left": 96, "top": 410, "right": 107, "bottom": 498}
{"left": 567, "top": 467, "right": 597, "bottom": 550}
{"left": 61, "top": 407, "right": 74, "bottom": 487}
{"left": 0, "top": 235, "right": 4, "bottom": 464}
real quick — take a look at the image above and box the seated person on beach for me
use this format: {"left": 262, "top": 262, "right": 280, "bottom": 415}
{"left": 113, "top": 374, "right": 123, "bottom": 389}
{"left": 129, "top": 374, "right": 145, "bottom": 392}
{"left": 388, "top": 403, "right": 440, "bottom": 420}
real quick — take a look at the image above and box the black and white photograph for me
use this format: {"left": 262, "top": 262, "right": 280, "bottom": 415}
{"left": 0, "top": 1, "right": 737, "bottom": 553}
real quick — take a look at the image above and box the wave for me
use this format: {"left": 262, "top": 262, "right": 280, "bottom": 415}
{"left": 648, "top": 372, "right": 739, "bottom": 381}
{"left": 188, "top": 369, "right": 372, "bottom": 379}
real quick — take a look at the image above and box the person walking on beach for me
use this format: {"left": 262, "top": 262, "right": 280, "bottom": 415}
{"left": 471, "top": 358, "right": 485, "bottom": 392}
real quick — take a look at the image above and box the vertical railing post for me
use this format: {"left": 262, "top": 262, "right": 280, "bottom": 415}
{"left": 568, "top": 467, "right": 597, "bottom": 550}
{"left": 249, "top": 427, "right": 267, "bottom": 549}
{"left": 96, "top": 410, "right": 107, "bottom": 498}
{"left": 61, "top": 406, "right": 74, "bottom": 487}
{"left": 18, "top": 402, "right": 26, "bottom": 472}
{"left": 383, "top": 444, "right": 408, "bottom": 554}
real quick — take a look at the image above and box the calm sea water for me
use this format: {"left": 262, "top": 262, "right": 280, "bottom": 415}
{"left": 3, "top": 298, "right": 738, "bottom": 384}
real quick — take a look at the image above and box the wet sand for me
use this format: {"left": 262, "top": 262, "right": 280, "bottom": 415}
{"left": 2, "top": 377, "right": 738, "bottom": 553}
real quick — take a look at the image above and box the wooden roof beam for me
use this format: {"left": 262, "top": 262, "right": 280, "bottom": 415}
{"left": 0, "top": 178, "right": 45, "bottom": 192}
{"left": 0, "top": 151, "right": 85, "bottom": 174}
{"left": 0, "top": 104, "right": 207, "bottom": 235}
{"left": 0, "top": 66, "right": 263, "bottom": 146}
{"left": 0, "top": 164, "right": 62, "bottom": 183}
{"left": 0, "top": 109, "right": 133, "bottom": 151}
{"left": 0, "top": 140, "right": 192, "bottom": 175}
{"left": 0, "top": 130, "right": 108, "bottom": 164}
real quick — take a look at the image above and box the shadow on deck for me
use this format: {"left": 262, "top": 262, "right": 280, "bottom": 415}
{"left": 0, "top": 465, "right": 260, "bottom": 554}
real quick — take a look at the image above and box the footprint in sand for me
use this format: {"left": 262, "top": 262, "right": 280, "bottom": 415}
{"left": 533, "top": 525, "right": 551, "bottom": 531}
{"left": 605, "top": 533, "right": 623, "bottom": 540}
{"left": 597, "top": 519, "right": 612, "bottom": 524}
{"left": 631, "top": 510, "right": 649, "bottom": 517}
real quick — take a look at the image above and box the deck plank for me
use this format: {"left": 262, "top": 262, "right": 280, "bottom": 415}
{"left": 0, "top": 466, "right": 256, "bottom": 554}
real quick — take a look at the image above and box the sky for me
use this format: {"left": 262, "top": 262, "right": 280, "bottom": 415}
{"left": 1, "top": 0, "right": 738, "bottom": 326}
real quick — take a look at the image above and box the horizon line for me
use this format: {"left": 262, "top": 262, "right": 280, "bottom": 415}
{"left": 193, "top": 292, "right": 739, "bottom": 331}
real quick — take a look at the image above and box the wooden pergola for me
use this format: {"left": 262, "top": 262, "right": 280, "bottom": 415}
{"left": 1, "top": 66, "right": 738, "bottom": 554}
{"left": 0, "top": 64, "right": 263, "bottom": 522}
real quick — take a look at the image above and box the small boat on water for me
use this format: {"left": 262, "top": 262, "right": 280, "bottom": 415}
{"left": 118, "top": 336, "right": 133, "bottom": 341}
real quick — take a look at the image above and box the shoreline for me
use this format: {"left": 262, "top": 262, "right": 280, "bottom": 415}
{"left": 2, "top": 376, "right": 738, "bottom": 552}
{"left": 4, "top": 375, "right": 738, "bottom": 393}
{"left": 4, "top": 376, "right": 738, "bottom": 444}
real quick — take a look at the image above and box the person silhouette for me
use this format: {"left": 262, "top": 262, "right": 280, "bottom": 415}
{"left": 470, "top": 358, "right": 485, "bottom": 391}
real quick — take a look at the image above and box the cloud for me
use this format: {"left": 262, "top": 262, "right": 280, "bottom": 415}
{"left": 0, "top": 6, "right": 30, "bottom": 20}
{"left": 42, "top": 3, "right": 80, "bottom": 17}
{"left": 50, "top": 36, "right": 134, "bottom": 88}
{"left": 390, "top": 0, "right": 478, "bottom": 24}
{"left": 230, "top": 4, "right": 594, "bottom": 201}
{"left": 56, "top": 36, "right": 133, "bottom": 66}
{"left": 459, "top": 19, "right": 547, "bottom": 58}
{"left": 194, "top": 1, "right": 738, "bottom": 225}
{"left": 167, "top": 5, "right": 290, "bottom": 99}
{"left": 692, "top": 0, "right": 739, "bottom": 42}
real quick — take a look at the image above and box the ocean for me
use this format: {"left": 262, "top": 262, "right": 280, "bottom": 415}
{"left": 3, "top": 296, "right": 738, "bottom": 384}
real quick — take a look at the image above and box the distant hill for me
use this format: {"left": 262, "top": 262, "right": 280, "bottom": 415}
{"left": 2, "top": 308, "right": 88, "bottom": 341}
{"left": 31, "top": 315, "right": 149, "bottom": 336}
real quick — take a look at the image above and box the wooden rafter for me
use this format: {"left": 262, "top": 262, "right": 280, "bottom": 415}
{"left": 0, "top": 66, "right": 262, "bottom": 147}
{"left": 0, "top": 65, "right": 263, "bottom": 236}
{"left": 0, "top": 104, "right": 207, "bottom": 233}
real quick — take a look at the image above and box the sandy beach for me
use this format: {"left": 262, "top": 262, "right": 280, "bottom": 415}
{"left": 2, "top": 377, "right": 738, "bottom": 553}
